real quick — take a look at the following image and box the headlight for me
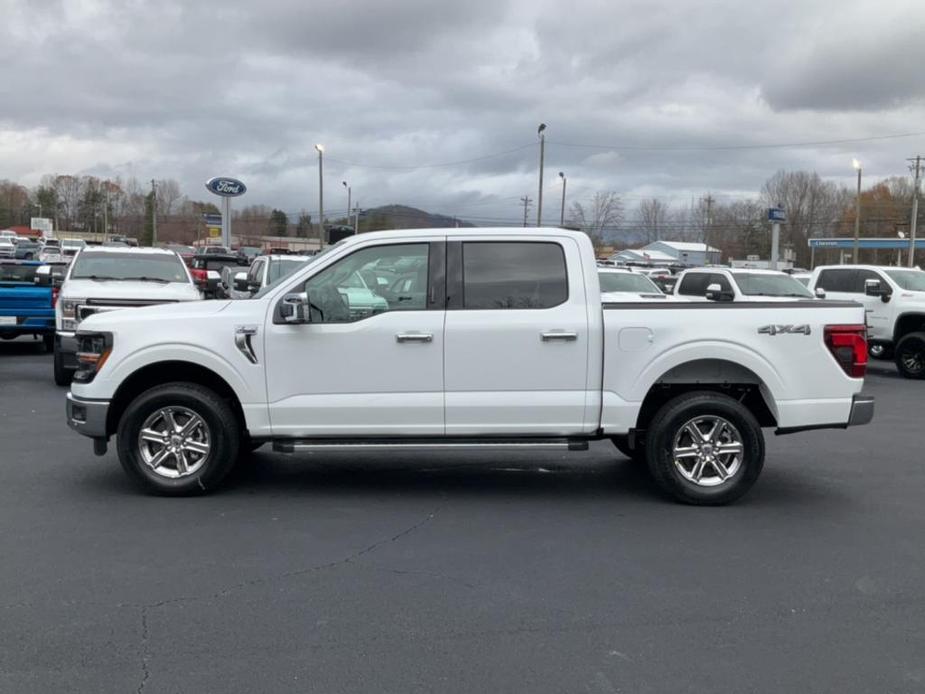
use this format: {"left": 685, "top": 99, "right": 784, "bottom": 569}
{"left": 74, "top": 331, "right": 113, "bottom": 384}
{"left": 60, "top": 298, "right": 82, "bottom": 330}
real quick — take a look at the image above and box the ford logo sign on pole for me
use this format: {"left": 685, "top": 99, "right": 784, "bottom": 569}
{"left": 768, "top": 206, "right": 786, "bottom": 271}
{"left": 205, "top": 177, "right": 247, "bottom": 248}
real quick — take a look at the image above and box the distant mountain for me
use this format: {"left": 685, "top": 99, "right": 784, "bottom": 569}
{"left": 358, "top": 205, "right": 476, "bottom": 230}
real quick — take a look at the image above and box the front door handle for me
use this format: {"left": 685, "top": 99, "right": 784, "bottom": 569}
{"left": 396, "top": 332, "right": 433, "bottom": 343}
{"left": 541, "top": 331, "right": 578, "bottom": 342}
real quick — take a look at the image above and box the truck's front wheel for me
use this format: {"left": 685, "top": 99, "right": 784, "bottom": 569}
{"left": 116, "top": 383, "right": 240, "bottom": 495}
{"left": 895, "top": 332, "right": 925, "bottom": 379}
{"left": 645, "top": 392, "right": 764, "bottom": 505}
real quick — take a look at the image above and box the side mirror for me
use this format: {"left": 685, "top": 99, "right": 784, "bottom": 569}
{"left": 814, "top": 287, "right": 827, "bottom": 299}
{"left": 865, "top": 278, "right": 892, "bottom": 301}
{"left": 705, "top": 283, "right": 734, "bottom": 302}
{"left": 233, "top": 271, "right": 249, "bottom": 292}
{"left": 276, "top": 292, "right": 310, "bottom": 324}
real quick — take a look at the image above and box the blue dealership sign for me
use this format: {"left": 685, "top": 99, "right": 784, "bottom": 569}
{"left": 768, "top": 207, "right": 786, "bottom": 222}
{"left": 205, "top": 177, "right": 247, "bottom": 197}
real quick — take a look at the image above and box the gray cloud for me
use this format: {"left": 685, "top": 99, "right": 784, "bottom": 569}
{"left": 1, "top": 0, "right": 924, "bottom": 224}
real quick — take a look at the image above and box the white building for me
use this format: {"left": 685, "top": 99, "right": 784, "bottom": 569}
{"left": 610, "top": 240, "right": 721, "bottom": 267}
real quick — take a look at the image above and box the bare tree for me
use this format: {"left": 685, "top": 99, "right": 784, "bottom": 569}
{"left": 569, "top": 191, "right": 623, "bottom": 246}
{"left": 155, "top": 178, "right": 184, "bottom": 217}
{"left": 762, "top": 170, "right": 848, "bottom": 266}
{"left": 636, "top": 198, "right": 670, "bottom": 243}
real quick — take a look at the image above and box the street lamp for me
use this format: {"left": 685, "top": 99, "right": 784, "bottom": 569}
{"left": 342, "top": 181, "right": 351, "bottom": 224}
{"left": 315, "top": 144, "right": 325, "bottom": 249}
{"left": 852, "top": 158, "right": 862, "bottom": 262}
{"left": 558, "top": 171, "right": 567, "bottom": 227}
{"left": 536, "top": 123, "right": 546, "bottom": 227}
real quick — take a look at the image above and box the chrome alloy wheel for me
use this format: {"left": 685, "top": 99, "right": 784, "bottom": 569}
{"left": 671, "top": 415, "right": 744, "bottom": 487}
{"left": 137, "top": 406, "right": 211, "bottom": 479}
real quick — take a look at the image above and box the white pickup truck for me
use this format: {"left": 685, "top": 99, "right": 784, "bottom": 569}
{"left": 674, "top": 267, "right": 815, "bottom": 302}
{"left": 808, "top": 264, "right": 925, "bottom": 378}
{"left": 65, "top": 228, "right": 874, "bottom": 504}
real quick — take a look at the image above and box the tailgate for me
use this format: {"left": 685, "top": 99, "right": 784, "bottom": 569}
{"left": 0, "top": 283, "right": 53, "bottom": 312}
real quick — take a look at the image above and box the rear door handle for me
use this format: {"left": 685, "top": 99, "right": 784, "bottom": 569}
{"left": 541, "top": 331, "right": 578, "bottom": 342}
{"left": 396, "top": 332, "right": 433, "bottom": 343}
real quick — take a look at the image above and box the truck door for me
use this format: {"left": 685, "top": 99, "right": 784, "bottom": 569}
{"left": 263, "top": 239, "right": 446, "bottom": 437}
{"left": 442, "top": 237, "right": 591, "bottom": 435}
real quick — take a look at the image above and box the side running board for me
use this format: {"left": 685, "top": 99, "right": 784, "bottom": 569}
{"left": 272, "top": 438, "right": 590, "bottom": 453}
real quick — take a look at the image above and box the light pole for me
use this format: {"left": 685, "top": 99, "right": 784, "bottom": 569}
{"left": 315, "top": 144, "right": 325, "bottom": 250}
{"left": 536, "top": 123, "right": 546, "bottom": 226}
{"left": 852, "top": 158, "right": 862, "bottom": 262}
{"left": 558, "top": 171, "right": 567, "bottom": 227}
{"left": 342, "top": 181, "right": 351, "bottom": 225}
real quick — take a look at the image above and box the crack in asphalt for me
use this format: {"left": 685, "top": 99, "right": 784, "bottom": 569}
{"left": 125, "top": 506, "right": 440, "bottom": 690}
{"left": 136, "top": 606, "right": 150, "bottom": 694}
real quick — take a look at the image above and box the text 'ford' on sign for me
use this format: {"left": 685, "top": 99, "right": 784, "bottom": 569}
{"left": 205, "top": 177, "right": 247, "bottom": 197}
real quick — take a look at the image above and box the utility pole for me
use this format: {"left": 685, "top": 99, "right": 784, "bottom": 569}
{"left": 703, "top": 194, "right": 715, "bottom": 264}
{"left": 520, "top": 196, "right": 532, "bottom": 227}
{"left": 536, "top": 123, "right": 546, "bottom": 226}
{"left": 558, "top": 172, "right": 567, "bottom": 227}
{"left": 353, "top": 203, "right": 359, "bottom": 234}
{"left": 852, "top": 159, "right": 862, "bottom": 262}
{"left": 908, "top": 155, "right": 922, "bottom": 268}
{"left": 342, "top": 181, "right": 351, "bottom": 223}
{"left": 315, "top": 144, "right": 325, "bottom": 250}
{"left": 150, "top": 179, "right": 157, "bottom": 246}
{"left": 102, "top": 181, "right": 109, "bottom": 242}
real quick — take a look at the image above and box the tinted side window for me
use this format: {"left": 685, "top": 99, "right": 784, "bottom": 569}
{"left": 817, "top": 269, "right": 855, "bottom": 293}
{"left": 854, "top": 269, "right": 883, "bottom": 293}
{"left": 461, "top": 242, "right": 567, "bottom": 310}
{"left": 247, "top": 259, "right": 263, "bottom": 284}
{"left": 678, "top": 273, "right": 710, "bottom": 296}
{"left": 304, "top": 243, "right": 429, "bottom": 323}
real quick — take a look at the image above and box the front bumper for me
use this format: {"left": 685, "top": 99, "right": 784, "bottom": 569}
{"left": 847, "top": 394, "right": 875, "bottom": 427}
{"left": 66, "top": 392, "right": 110, "bottom": 439}
{"left": 56, "top": 331, "right": 80, "bottom": 370}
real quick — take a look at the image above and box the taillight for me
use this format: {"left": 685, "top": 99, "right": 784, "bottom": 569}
{"left": 190, "top": 268, "right": 207, "bottom": 285}
{"left": 824, "top": 324, "right": 868, "bottom": 378}
{"left": 52, "top": 287, "right": 59, "bottom": 307}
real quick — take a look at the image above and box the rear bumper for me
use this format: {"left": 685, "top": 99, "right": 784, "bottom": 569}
{"left": 0, "top": 317, "right": 55, "bottom": 335}
{"left": 847, "top": 394, "right": 875, "bottom": 427}
{"left": 775, "top": 394, "right": 875, "bottom": 435}
{"left": 66, "top": 392, "right": 110, "bottom": 439}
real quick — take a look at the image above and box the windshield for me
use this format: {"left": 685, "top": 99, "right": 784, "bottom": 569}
{"left": 70, "top": 252, "right": 190, "bottom": 283}
{"left": 267, "top": 257, "right": 309, "bottom": 283}
{"left": 253, "top": 243, "right": 342, "bottom": 299}
{"left": 599, "top": 271, "right": 661, "bottom": 294}
{"left": 733, "top": 273, "right": 813, "bottom": 298}
{"left": 885, "top": 270, "right": 925, "bottom": 291}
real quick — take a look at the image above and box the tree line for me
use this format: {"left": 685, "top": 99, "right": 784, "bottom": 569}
{"left": 569, "top": 170, "right": 923, "bottom": 266}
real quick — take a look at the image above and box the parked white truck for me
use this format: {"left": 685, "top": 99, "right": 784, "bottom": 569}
{"left": 65, "top": 229, "right": 874, "bottom": 504}
{"left": 808, "top": 264, "right": 925, "bottom": 378}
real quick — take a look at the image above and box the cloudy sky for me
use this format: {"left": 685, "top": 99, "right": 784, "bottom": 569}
{"left": 2, "top": 0, "right": 924, "bottom": 223}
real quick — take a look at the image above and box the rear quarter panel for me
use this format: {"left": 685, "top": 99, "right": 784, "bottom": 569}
{"left": 601, "top": 301, "right": 867, "bottom": 433}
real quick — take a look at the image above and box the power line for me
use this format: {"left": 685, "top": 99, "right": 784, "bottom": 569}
{"left": 324, "top": 143, "right": 535, "bottom": 171}
{"left": 548, "top": 131, "right": 925, "bottom": 152}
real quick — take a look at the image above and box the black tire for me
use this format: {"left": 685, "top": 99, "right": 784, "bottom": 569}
{"left": 611, "top": 436, "right": 645, "bottom": 464}
{"left": 42, "top": 334, "right": 55, "bottom": 353}
{"left": 645, "top": 391, "right": 764, "bottom": 505}
{"left": 894, "top": 333, "right": 925, "bottom": 379}
{"left": 53, "top": 343, "right": 73, "bottom": 386}
{"left": 116, "top": 382, "right": 240, "bottom": 496}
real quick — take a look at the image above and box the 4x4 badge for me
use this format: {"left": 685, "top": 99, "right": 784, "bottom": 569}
{"left": 758, "top": 324, "right": 811, "bottom": 336}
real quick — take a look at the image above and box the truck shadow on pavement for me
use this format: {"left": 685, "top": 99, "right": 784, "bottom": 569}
{"left": 0, "top": 339, "right": 49, "bottom": 356}
{"left": 77, "top": 448, "right": 850, "bottom": 509}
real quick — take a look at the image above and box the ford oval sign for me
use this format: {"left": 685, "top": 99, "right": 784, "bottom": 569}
{"left": 205, "top": 177, "right": 247, "bottom": 197}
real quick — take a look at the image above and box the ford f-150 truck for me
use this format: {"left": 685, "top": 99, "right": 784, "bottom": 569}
{"left": 65, "top": 228, "right": 874, "bottom": 504}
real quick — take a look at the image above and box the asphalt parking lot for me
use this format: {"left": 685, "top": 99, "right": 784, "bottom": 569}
{"left": 1, "top": 338, "right": 923, "bottom": 693}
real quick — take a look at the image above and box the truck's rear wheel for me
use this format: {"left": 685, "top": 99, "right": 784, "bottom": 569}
{"left": 895, "top": 333, "right": 925, "bottom": 379}
{"left": 116, "top": 382, "right": 240, "bottom": 495}
{"left": 645, "top": 391, "right": 764, "bottom": 505}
